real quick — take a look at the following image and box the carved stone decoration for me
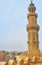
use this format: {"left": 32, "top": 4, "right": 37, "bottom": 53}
{"left": 26, "top": 1, "right": 40, "bottom": 57}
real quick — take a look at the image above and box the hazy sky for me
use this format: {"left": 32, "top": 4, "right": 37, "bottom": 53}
{"left": 0, "top": 0, "right": 42, "bottom": 52}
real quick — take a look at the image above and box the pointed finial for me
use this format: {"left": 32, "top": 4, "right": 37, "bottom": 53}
{"left": 31, "top": 0, "right": 33, "bottom": 3}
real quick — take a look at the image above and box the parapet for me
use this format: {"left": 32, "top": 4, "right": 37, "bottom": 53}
{"left": 0, "top": 57, "right": 42, "bottom": 65}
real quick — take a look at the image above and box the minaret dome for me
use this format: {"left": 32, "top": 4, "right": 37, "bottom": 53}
{"left": 28, "top": 1, "right": 36, "bottom": 12}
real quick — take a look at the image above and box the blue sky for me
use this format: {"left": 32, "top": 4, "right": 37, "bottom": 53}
{"left": 0, "top": 0, "right": 42, "bottom": 52}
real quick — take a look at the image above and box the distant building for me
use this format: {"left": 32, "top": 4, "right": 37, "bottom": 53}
{"left": 0, "top": 51, "right": 5, "bottom": 61}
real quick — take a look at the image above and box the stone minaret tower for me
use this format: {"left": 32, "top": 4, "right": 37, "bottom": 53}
{"left": 26, "top": 1, "right": 40, "bottom": 57}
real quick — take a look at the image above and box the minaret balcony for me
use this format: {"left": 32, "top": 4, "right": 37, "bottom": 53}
{"left": 26, "top": 24, "right": 39, "bottom": 31}
{"left": 27, "top": 13, "right": 38, "bottom": 19}
{"left": 27, "top": 41, "right": 39, "bottom": 45}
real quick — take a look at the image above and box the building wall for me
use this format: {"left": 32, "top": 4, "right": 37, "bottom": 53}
{"left": 0, "top": 51, "right": 5, "bottom": 61}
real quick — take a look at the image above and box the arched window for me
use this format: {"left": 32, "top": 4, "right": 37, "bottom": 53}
{"left": 32, "top": 32, "right": 35, "bottom": 40}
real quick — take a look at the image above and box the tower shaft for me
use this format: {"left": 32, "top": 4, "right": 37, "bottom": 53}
{"left": 26, "top": 2, "right": 40, "bottom": 57}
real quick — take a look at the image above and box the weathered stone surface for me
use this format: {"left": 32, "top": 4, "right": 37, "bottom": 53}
{"left": 27, "top": 1, "right": 40, "bottom": 58}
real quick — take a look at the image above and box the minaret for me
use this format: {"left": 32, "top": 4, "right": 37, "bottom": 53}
{"left": 26, "top": 1, "right": 40, "bottom": 57}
